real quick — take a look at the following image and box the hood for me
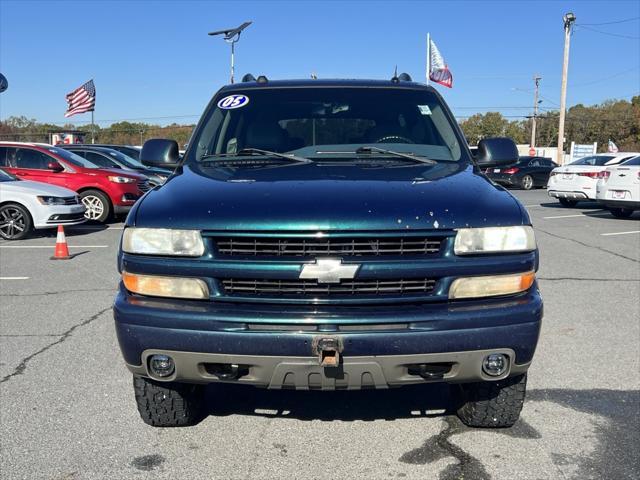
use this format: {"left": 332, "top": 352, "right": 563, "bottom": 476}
{"left": 80, "top": 167, "right": 146, "bottom": 180}
{"left": 133, "top": 161, "right": 526, "bottom": 231}
{"left": 1, "top": 180, "right": 78, "bottom": 197}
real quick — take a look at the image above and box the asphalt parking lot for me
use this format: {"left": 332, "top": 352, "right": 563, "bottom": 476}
{"left": 0, "top": 189, "right": 638, "bottom": 480}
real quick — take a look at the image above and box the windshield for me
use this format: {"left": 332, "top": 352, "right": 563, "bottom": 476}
{"left": 0, "top": 168, "right": 16, "bottom": 181}
{"left": 570, "top": 155, "right": 615, "bottom": 166}
{"left": 46, "top": 146, "right": 100, "bottom": 168}
{"left": 189, "top": 87, "right": 464, "bottom": 163}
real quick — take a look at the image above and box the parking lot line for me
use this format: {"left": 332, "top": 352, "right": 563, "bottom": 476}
{"left": 0, "top": 277, "right": 30, "bottom": 280}
{"left": 543, "top": 212, "right": 610, "bottom": 219}
{"left": 0, "top": 245, "right": 109, "bottom": 249}
{"left": 601, "top": 230, "right": 640, "bottom": 236}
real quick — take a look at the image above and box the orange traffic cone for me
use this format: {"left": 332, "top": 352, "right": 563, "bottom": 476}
{"left": 51, "top": 225, "right": 71, "bottom": 260}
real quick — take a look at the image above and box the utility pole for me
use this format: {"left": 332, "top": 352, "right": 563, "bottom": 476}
{"left": 530, "top": 75, "right": 541, "bottom": 150}
{"left": 557, "top": 12, "right": 576, "bottom": 165}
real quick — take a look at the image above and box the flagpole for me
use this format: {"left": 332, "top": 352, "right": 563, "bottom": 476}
{"left": 426, "top": 33, "right": 431, "bottom": 86}
{"left": 91, "top": 110, "right": 95, "bottom": 144}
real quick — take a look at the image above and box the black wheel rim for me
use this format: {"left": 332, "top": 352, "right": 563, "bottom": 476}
{"left": 0, "top": 207, "right": 26, "bottom": 239}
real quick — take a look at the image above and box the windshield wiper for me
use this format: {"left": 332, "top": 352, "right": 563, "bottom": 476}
{"left": 201, "top": 148, "right": 312, "bottom": 164}
{"left": 354, "top": 146, "right": 437, "bottom": 165}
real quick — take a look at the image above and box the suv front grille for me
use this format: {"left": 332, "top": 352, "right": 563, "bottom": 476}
{"left": 62, "top": 196, "right": 79, "bottom": 205}
{"left": 216, "top": 236, "right": 443, "bottom": 257}
{"left": 137, "top": 180, "right": 150, "bottom": 193}
{"left": 221, "top": 278, "right": 436, "bottom": 296}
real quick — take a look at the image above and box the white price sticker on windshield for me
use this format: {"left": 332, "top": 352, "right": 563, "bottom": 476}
{"left": 418, "top": 105, "right": 432, "bottom": 115}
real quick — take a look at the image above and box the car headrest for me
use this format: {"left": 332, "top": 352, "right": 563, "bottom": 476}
{"left": 244, "top": 122, "right": 289, "bottom": 152}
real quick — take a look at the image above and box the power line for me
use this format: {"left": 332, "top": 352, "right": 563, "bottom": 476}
{"left": 578, "top": 16, "right": 640, "bottom": 26}
{"left": 31, "top": 114, "right": 200, "bottom": 125}
{"left": 576, "top": 24, "right": 640, "bottom": 40}
{"left": 451, "top": 106, "right": 533, "bottom": 110}
{"left": 569, "top": 65, "right": 640, "bottom": 87}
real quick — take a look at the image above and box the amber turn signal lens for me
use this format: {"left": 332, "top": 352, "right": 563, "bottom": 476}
{"left": 449, "top": 271, "right": 535, "bottom": 299}
{"left": 122, "top": 271, "right": 209, "bottom": 300}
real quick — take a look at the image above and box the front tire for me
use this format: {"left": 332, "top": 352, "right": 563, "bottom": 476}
{"left": 559, "top": 198, "right": 578, "bottom": 207}
{"left": 455, "top": 373, "right": 527, "bottom": 428}
{"left": 133, "top": 376, "right": 204, "bottom": 427}
{"left": 520, "top": 175, "right": 534, "bottom": 190}
{"left": 609, "top": 207, "right": 633, "bottom": 218}
{"left": 0, "top": 203, "right": 32, "bottom": 240}
{"left": 80, "top": 190, "right": 111, "bottom": 223}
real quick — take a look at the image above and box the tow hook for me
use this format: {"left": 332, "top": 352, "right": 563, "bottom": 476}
{"left": 312, "top": 337, "right": 343, "bottom": 367}
{"left": 407, "top": 363, "right": 452, "bottom": 380}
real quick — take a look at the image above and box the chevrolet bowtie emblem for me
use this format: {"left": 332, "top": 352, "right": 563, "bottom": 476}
{"left": 299, "top": 258, "right": 360, "bottom": 284}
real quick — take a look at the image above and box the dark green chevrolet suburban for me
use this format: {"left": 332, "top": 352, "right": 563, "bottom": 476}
{"left": 114, "top": 76, "right": 542, "bottom": 428}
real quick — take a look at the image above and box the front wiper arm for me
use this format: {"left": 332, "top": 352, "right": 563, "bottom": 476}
{"left": 355, "top": 146, "right": 437, "bottom": 165}
{"left": 201, "top": 148, "right": 312, "bottom": 164}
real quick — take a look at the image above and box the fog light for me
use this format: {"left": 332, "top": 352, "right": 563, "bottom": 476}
{"left": 482, "top": 354, "right": 509, "bottom": 377}
{"left": 149, "top": 354, "right": 175, "bottom": 377}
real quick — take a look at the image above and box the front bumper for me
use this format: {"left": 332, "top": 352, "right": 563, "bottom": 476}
{"left": 114, "top": 204, "right": 133, "bottom": 215}
{"left": 127, "top": 348, "right": 529, "bottom": 389}
{"left": 114, "top": 285, "right": 543, "bottom": 389}
{"left": 33, "top": 205, "right": 86, "bottom": 229}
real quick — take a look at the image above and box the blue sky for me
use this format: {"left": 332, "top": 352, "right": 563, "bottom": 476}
{"left": 0, "top": 0, "right": 638, "bottom": 126}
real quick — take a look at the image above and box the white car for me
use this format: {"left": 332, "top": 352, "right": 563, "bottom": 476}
{"left": 547, "top": 152, "right": 640, "bottom": 207}
{"left": 0, "top": 169, "right": 86, "bottom": 240}
{"left": 596, "top": 155, "right": 640, "bottom": 218}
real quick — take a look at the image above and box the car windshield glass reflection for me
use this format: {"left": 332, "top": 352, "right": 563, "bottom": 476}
{"left": 191, "top": 88, "right": 464, "bottom": 164}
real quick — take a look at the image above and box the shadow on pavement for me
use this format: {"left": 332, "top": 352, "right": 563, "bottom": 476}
{"left": 204, "top": 382, "right": 453, "bottom": 421}
{"left": 539, "top": 201, "right": 603, "bottom": 210}
{"left": 200, "top": 384, "right": 638, "bottom": 480}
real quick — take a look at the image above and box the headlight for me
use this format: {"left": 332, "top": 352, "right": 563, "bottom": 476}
{"left": 122, "top": 228, "right": 205, "bottom": 256}
{"left": 449, "top": 271, "right": 535, "bottom": 299}
{"left": 454, "top": 226, "right": 536, "bottom": 255}
{"left": 122, "top": 271, "right": 209, "bottom": 299}
{"left": 37, "top": 196, "right": 66, "bottom": 205}
{"left": 108, "top": 176, "right": 136, "bottom": 183}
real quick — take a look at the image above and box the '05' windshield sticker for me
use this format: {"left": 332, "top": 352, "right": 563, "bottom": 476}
{"left": 217, "top": 94, "right": 250, "bottom": 109}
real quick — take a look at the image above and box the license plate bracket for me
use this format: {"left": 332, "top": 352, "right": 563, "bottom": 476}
{"left": 612, "top": 190, "right": 626, "bottom": 199}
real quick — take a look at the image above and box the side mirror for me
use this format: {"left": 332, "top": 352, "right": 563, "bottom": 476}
{"left": 140, "top": 139, "right": 180, "bottom": 169}
{"left": 475, "top": 137, "right": 519, "bottom": 168}
{"left": 47, "top": 161, "right": 64, "bottom": 172}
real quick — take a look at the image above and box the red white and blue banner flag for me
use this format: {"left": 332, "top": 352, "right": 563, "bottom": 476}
{"left": 428, "top": 37, "right": 453, "bottom": 88}
{"left": 65, "top": 80, "right": 95, "bottom": 118}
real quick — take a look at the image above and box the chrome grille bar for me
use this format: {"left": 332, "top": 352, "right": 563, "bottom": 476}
{"left": 216, "top": 237, "right": 443, "bottom": 257}
{"left": 222, "top": 278, "right": 436, "bottom": 296}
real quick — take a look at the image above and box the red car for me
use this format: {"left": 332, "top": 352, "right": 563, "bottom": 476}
{"left": 0, "top": 142, "right": 149, "bottom": 222}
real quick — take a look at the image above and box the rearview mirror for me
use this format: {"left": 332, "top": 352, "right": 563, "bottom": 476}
{"left": 475, "top": 137, "right": 518, "bottom": 168}
{"left": 47, "top": 161, "right": 64, "bottom": 172}
{"left": 140, "top": 139, "right": 180, "bottom": 169}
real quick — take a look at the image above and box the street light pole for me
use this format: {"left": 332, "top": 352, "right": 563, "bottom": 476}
{"left": 208, "top": 22, "right": 252, "bottom": 84}
{"left": 557, "top": 12, "right": 576, "bottom": 165}
{"left": 531, "top": 75, "right": 541, "bottom": 150}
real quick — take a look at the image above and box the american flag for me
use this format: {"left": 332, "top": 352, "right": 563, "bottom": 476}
{"left": 428, "top": 38, "right": 453, "bottom": 88}
{"left": 64, "top": 80, "right": 95, "bottom": 117}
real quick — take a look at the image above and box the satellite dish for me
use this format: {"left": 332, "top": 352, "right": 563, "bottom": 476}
{"left": 0, "top": 73, "right": 7, "bottom": 93}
